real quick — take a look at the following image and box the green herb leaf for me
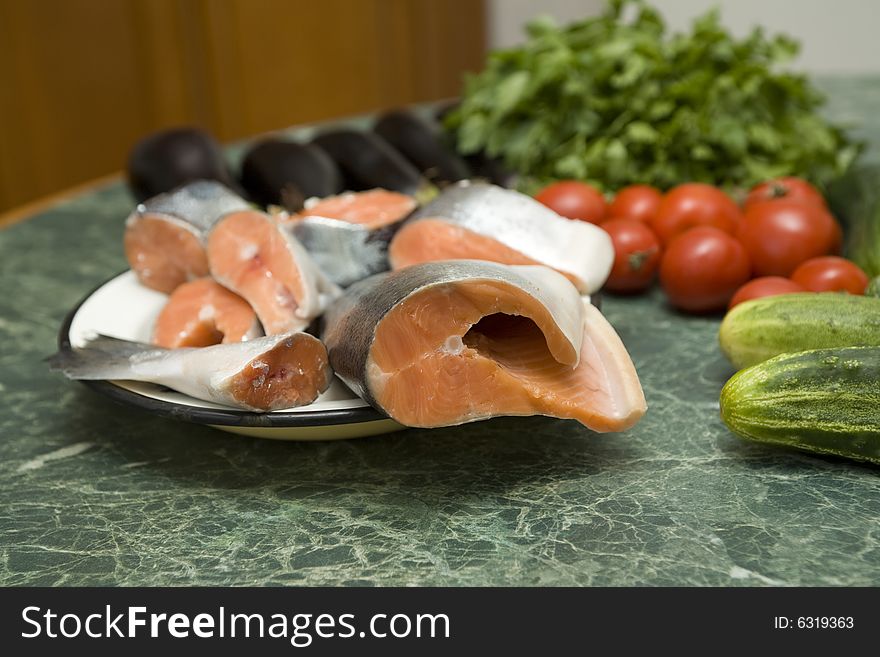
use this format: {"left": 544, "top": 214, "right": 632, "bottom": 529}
{"left": 446, "top": 0, "right": 862, "bottom": 191}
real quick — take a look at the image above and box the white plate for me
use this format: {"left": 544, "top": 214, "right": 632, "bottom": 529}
{"left": 60, "top": 271, "right": 403, "bottom": 440}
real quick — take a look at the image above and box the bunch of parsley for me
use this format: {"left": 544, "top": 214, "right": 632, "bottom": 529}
{"left": 446, "top": 0, "right": 861, "bottom": 192}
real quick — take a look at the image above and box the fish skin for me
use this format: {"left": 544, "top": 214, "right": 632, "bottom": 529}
{"left": 320, "top": 260, "right": 584, "bottom": 408}
{"left": 48, "top": 332, "right": 331, "bottom": 412}
{"left": 287, "top": 189, "right": 418, "bottom": 287}
{"left": 272, "top": 221, "right": 344, "bottom": 323}
{"left": 392, "top": 181, "right": 614, "bottom": 293}
{"left": 126, "top": 180, "right": 250, "bottom": 234}
{"left": 289, "top": 216, "right": 399, "bottom": 287}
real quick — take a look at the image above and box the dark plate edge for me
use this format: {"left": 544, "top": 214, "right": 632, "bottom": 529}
{"left": 57, "top": 272, "right": 388, "bottom": 428}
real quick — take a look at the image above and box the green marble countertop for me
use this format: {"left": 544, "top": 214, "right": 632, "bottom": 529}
{"left": 2, "top": 77, "right": 879, "bottom": 587}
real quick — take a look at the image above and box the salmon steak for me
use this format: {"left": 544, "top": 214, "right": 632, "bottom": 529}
{"left": 153, "top": 278, "right": 262, "bottom": 349}
{"left": 321, "top": 260, "right": 646, "bottom": 429}
{"left": 286, "top": 189, "right": 417, "bottom": 286}
{"left": 49, "top": 332, "right": 332, "bottom": 412}
{"left": 388, "top": 181, "right": 615, "bottom": 294}
{"left": 299, "top": 189, "right": 416, "bottom": 229}
{"left": 207, "top": 210, "right": 341, "bottom": 335}
{"left": 124, "top": 181, "right": 250, "bottom": 293}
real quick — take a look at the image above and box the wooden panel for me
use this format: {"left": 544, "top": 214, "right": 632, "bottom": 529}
{"left": 385, "top": 0, "right": 488, "bottom": 102}
{"left": 198, "top": 0, "right": 391, "bottom": 140}
{"left": 0, "top": 0, "right": 486, "bottom": 213}
{"left": 0, "top": 0, "right": 198, "bottom": 211}
{"left": 194, "top": 0, "right": 487, "bottom": 140}
{"left": 129, "top": 0, "right": 200, "bottom": 126}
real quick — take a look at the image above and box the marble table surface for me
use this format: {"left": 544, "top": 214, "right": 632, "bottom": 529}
{"left": 2, "top": 77, "right": 879, "bottom": 587}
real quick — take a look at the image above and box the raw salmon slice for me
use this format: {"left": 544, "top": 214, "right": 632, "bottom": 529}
{"left": 283, "top": 189, "right": 417, "bottom": 287}
{"left": 297, "top": 189, "right": 416, "bottom": 229}
{"left": 124, "top": 181, "right": 250, "bottom": 293}
{"left": 322, "top": 260, "right": 646, "bottom": 430}
{"left": 124, "top": 215, "right": 208, "bottom": 294}
{"left": 388, "top": 181, "right": 614, "bottom": 294}
{"left": 49, "top": 332, "right": 332, "bottom": 412}
{"left": 207, "top": 210, "right": 341, "bottom": 335}
{"left": 153, "top": 278, "right": 262, "bottom": 349}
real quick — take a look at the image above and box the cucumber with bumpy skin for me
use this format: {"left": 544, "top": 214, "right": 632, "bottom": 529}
{"left": 719, "top": 292, "right": 880, "bottom": 369}
{"left": 720, "top": 346, "right": 880, "bottom": 464}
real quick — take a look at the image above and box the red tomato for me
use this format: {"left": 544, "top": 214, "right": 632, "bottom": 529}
{"left": 744, "top": 177, "right": 826, "bottom": 211}
{"left": 601, "top": 219, "right": 662, "bottom": 293}
{"left": 651, "top": 183, "right": 740, "bottom": 246}
{"left": 534, "top": 180, "right": 606, "bottom": 224}
{"left": 791, "top": 256, "right": 869, "bottom": 294}
{"left": 607, "top": 185, "right": 663, "bottom": 223}
{"left": 728, "top": 277, "right": 806, "bottom": 310}
{"left": 659, "top": 226, "right": 751, "bottom": 313}
{"left": 736, "top": 199, "right": 838, "bottom": 276}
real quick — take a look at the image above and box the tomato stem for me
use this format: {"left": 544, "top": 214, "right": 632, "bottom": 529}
{"left": 769, "top": 182, "right": 788, "bottom": 199}
{"left": 628, "top": 249, "right": 656, "bottom": 272}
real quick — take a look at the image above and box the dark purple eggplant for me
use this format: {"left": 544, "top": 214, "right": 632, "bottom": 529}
{"left": 127, "top": 127, "right": 234, "bottom": 202}
{"left": 311, "top": 130, "right": 425, "bottom": 195}
{"left": 464, "top": 151, "right": 517, "bottom": 189}
{"left": 239, "top": 139, "right": 343, "bottom": 210}
{"left": 432, "top": 102, "right": 516, "bottom": 188}
{"left": 373, "top": 110, "right": 470, "bottom": 183}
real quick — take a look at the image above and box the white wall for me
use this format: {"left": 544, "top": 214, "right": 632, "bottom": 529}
{"left": 488, "top": 0, "right": 604, "bottom": 48}
{"left": 488, "top": 0, "right": 880, "bottom": 73}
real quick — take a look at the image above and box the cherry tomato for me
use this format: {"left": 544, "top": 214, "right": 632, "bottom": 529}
{"left": 659, "top": 226, "right": 751, "bottom": 313}
{"left": 534, "top": 180, "right": 606, "bottom": 224}
{"left": 744, "top": 177, "right": 826, "bottom": 211}
{"left": 791, "top": 256, "right": 869, "bottom": 294}
{"left": 651, "top": 183, "right": 740, "bottom": 246}
{"left": 728, "top": 277, "right": 806, "bottom": 310}
{"left": 737, "top": 199, "right": 838, "bottom": 276}
{"left": 601, "top": 219, "right": 662, "bottom": 293}
{"left": 607, "top": 185, "right": 663, "bottom": 223}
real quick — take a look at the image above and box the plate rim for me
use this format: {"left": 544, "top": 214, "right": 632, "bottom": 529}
{"left": 58, "top": 272, "right": 389, "bottom": 428}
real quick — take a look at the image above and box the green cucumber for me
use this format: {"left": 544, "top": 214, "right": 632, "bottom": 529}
{"left": 867, "top": 276, "right": 880, "bottom": 298}
{"left": 719, "top": 292, "right": 880, "bottom": 369}
{"left": 720, "top": 346, "right": 880, "bottom": 464}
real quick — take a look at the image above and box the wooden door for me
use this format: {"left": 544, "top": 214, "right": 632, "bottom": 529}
{"left": 0, "top": 0, "right": 486, "bottom": 212}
